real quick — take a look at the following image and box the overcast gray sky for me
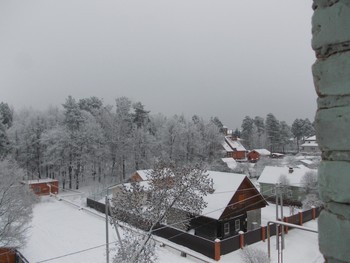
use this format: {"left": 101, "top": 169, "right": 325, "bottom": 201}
{"left": 0, "top": 0, "right": 315, "bottom": 129}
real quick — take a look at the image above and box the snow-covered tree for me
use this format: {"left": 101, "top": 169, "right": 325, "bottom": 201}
{"left": 252, "top": 116, "right": 265, "bottom": 149}
{"left": 240, "top": 247, "right": 269, "bottom": 263}
{"left": 279, "top": 121, "right": 292, "bottom": 152}
{"left": 113, "top": 228, "right": 157, "bottom": 263}
{"left": 241, "top": 116, "right": 254, "bottom": 149}
{"left": 0, "top": 159, "right": 36, "bottom": 247}
{"left": 265, "top": 113, "right": 281, "bottom": 152}
{"left": 291, "top": 118, "right": 315, "bottom": 150}
{"left": 111, "top": 161, "right": 213, "bottom": 262}
{"left": 301, "top": 170, "right": 323, "bottom": 209}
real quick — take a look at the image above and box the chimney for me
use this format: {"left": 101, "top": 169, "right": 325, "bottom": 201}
{"left": 289, "top": 167, "right": 294, "bottom": 173}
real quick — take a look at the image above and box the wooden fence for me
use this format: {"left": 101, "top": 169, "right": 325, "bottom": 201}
{"left": 87, "top": 198, "right": 322, "bottom": 261}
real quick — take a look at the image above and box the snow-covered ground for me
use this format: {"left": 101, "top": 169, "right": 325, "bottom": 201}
{"left": 20, "top": 194, "right": 322, "bottom": 263}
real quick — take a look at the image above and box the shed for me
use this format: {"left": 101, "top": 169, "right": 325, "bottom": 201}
{"left": 23, "top": 178, "right": 59, "bottom": 196}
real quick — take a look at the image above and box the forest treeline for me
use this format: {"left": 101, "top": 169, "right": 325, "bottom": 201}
{"left": 237, "top": 114, "right": 315, "bottom": 152}
{"left": 0, "top": 97, "right": 224, "bottom": 189}
{"left": 0, "top": 98, "right": 315, "bottom": 190}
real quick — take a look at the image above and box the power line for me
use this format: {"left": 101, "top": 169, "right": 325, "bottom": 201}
{"left": 25, "top": 183, "right": 298, "bottom": 262}
{"left": 35, "top": 242, "right": 117, "bottom": 263}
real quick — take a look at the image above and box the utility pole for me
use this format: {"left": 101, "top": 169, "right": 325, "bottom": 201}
{"left": 275, "top": 183, "right": 285, "bottom": 263}
{"left": 105, "top": 195, "right": 109, "bottom": 263}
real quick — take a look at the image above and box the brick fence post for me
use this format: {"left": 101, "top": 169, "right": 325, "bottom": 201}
{"left": 239, "top": 231, "right": 245, "bottom": 249}
{"left": 214, "top": 238, "right": 221, "bottom": 261}
{"left": 261, "top": 226, "right": 266, "bottom": 242}
{"left": 299, "top": 211, "right": 303, "bottom": 226}
{"left": 283, "top": 217, "right": 288, "bottom": 234}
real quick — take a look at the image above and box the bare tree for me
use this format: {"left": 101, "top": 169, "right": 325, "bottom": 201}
{"left": 111, "top": 161, "right": 213, "bottom": 262}
{"left": 0, "top": 159, "right": 36, "bottom": 247}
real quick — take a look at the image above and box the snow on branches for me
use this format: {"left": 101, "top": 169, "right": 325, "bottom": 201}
{"left": 0, "top": 159, "right": 36, "bottom": 247}
{"left": 110, "top": 160, "right": 213, "bottom": 262}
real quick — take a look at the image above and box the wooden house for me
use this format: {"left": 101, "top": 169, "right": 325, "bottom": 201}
{"left": 190, "top": 171, "right": 267, "bottom": 240}
{"left": 129, "top": 170, "right": 151, "bottom": 182}
{"left": 0, "top": 248, "right": 15, "bottom": 263}
{"left": 247, "top": 149, "right": 271, "bottom": 163}
{"left": 223, "top": 136, "right": 247, "bottom": 161}
{"left": 120, "top": 169, "right": 267, "bottom": 240}
{"left": 258, "top": 165, "right": 316, "bottom": 205}
{"left": 23, "top": 178, "right": 59, "bottom": 196}
{"left": 300, "top": 135, "right": 320, "bottom": 155}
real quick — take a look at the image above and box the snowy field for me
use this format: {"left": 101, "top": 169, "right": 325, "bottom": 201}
{"left": 20, "top": 194, "right": 322, "bottom": 263}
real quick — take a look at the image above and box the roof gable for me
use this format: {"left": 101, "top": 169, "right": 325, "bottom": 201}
{"left": 219, "top": 177, "right": 267, "bottom": 220}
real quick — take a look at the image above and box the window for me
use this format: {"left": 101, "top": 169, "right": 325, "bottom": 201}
{"left": 271, "top": 187, "right": 275, "bottom": 195}
{"left": 224, "top": 223, "right": 230, "bottom": 235}
{"left": 33, "top": 186, "right": 40, "bottom": 194}
{"left": 235, "top": 219, "right": 240, "bottom": 231}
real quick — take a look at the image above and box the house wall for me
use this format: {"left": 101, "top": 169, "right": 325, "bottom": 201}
{"left": 259, "top": 183, "right": 305, "bottom": 206}
{"left": 300, "top": 145, "right": 321, "bottom": 154}
{"left": 29, "top": 181, "right": 59, "bottom": 196}
{"left": 247, "top": 151, "right": 260, "bottom": 162}
{"left": 312, "top": 1, "right": 350, "bottom": 261}
{"left": 130, "top": 172, "right": 142, "bottom": 182}
{"left": 247, "top": 209, "right": 261, "bottom": 231}
{"left": 0, "top": 248, "right": 15, "bottom": 263}
{"left": 233, "top": 151, "right": 246, "bottom": 160}
{"left": 220, "top": 214, "right": 246, "bottom": 238}
{"left": 192, "top": 217, "right": 218, "bottom": 240}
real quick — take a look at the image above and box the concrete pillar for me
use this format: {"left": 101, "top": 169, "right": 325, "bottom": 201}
{"left": 312, "top": 1, "right": 350, "bottom": 262}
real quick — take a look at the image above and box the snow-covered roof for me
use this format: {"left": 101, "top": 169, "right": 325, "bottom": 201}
{"left": 252, "top": 149, "right": 271, "bottom": 156}
{"left": 201, "top": 171, "right": 246, "bottom": 220}
{"left": 225, "top": 136, "right": 246, "bottom": 151}
{"left": 135, "top": 170, "right": 152, "bottom": 180}
{"left": 24, "top": 178, "right": 58, "bottom": 184}
{"left": 258, "top": 165, "right": 314, "bottom": 187}
{"left": 301, "top": 142, "right": 318, "bottom": 147}
{"left": 271, "top": 153, "right": 284, "bottom": 157}
{"left": 221, "top": 158, "right": 238, "bottom": 170}
{"left": 222, "top": 141, "right": 234, "bottom": 152}
{"left": 299, "top": 159, "right": 313, "bottom": 165}
{"left": 305, "top": 135, "right": 316, "bottom": 141}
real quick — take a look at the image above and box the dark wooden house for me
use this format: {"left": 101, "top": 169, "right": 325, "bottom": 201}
{"left": 23, "top": 178, "right": 59, "bottom": 196}
{"left": 190, "top": 171, "right": 267, "bottom": 240}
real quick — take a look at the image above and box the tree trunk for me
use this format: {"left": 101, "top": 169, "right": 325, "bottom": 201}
{"left": 68, "top": 163, "right": 72, "bottom": 189}
{"left": 75, "top": 162, "right": 81, "bottom": 190}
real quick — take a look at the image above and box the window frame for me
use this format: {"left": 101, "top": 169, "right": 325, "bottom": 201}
{"left": 224, "top": 222, "right": 230, "bottom": 235}
{"left": 235, "top": 219, "right": 240, "bottom": 232}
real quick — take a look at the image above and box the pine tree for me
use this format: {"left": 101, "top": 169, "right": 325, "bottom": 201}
{"left": 265, "top": 113, "right": 281, "bottom": 152}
